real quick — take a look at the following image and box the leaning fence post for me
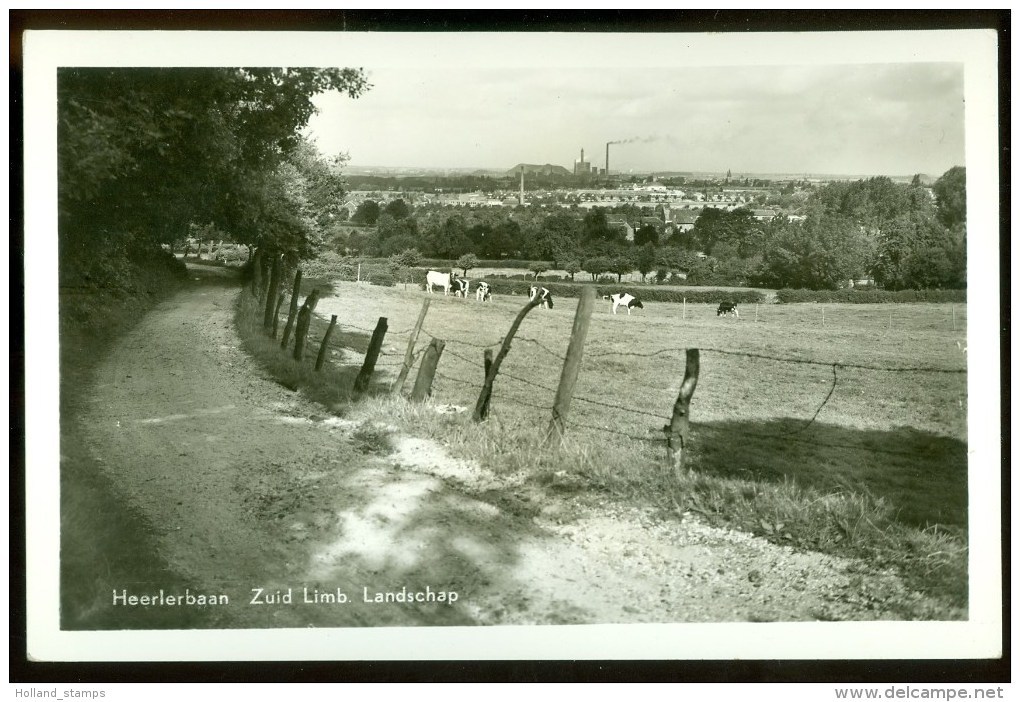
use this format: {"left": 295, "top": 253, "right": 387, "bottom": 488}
{"left": 472, "top": 296, "right": 543, "bottom": 421}
{"left": 280, "top": 269, "right": 303, "bottom": 349}
{"left": 411, "top": 338, "right": 445, "bottom": 402}
{"left": 544, "top": 288, "right": 596, "bottom": 447}
{"left": 478, "top": 348, "right": 495, "bottom": 420}
{"left": 315, "top": 315, "right": 339, "bottom": 371}
{"left": 354, "top": 317, "right": 388, "bottom": 394}
{"left": 392, "top": 299, "right": 431, "bottom": 395}
{"left": 292, "top": 289, "right": 321, "bottom": 362}
{"left": 663, "top": 349, "right": 700, "bottom": 476}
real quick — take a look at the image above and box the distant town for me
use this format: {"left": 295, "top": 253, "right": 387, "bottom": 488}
{"left": 338, "top": 146, "right": 937, "bottom": 246}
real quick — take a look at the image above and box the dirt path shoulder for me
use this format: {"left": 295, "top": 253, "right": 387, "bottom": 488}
{"left": 76, "top": 268, "right": 940, "bottom": 628}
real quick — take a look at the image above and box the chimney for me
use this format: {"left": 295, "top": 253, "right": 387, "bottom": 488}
{"left": 519, "top": 166, "right": 525, "bottom": 206}
{"left": 605, "top": 142, "right": 610, "bottom": 177}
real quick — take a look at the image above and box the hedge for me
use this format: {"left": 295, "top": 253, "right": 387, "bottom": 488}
{"left": 417, "top": 258, "right": 550, "bottom": 271}
{"left": 775, "top": 288, "right": 967, "bottom": 304}
{"left": 439, "top": 278, "right": 769, "bottom": 304}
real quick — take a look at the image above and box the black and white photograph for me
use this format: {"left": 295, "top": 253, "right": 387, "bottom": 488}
{"left": 20, "top": 17, "right": 1003, "bottom": 669}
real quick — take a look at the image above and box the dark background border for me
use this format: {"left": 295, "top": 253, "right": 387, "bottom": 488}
{"left": 10, "top": 7, "right": 1010, "bottom": 684}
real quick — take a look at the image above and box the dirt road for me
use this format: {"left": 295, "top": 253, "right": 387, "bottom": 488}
{"left": 76, "top": 266, "right": 940, "bottom": 628}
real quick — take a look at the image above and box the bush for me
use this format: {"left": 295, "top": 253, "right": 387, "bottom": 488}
{"left": 775, "top": 288, "right": 967, "bottom": 304}
{"left": 214, "top": 245, "right": 249, "bottom": 267}
{"left": 369, "top": 272, "right": 396, "bottom": 287}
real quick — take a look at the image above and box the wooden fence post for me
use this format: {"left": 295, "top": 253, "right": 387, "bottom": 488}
{"left": 544, "top": 288, "right": 596, "bottom": 447}
{"left": 410, "top": 338, "right": 445, "bottom": 402}
{"left": 392, "top": 299, "right": 431, "bottom": 395}
{"left": 250, "top": 248, "right": 264, "bottom": 298}
{"left": 315, "top": 315, "right": 339, "bottom": 371}
{"left": 472, "top": 297, "right": 542, "bottom": 421}
{"left": 280, "top": 269, "right": 302, "bottom": 349}
{"left": 478, "top": 348, "right": 495, "bottom": 420}
{"left": 663, "top": 349, "right": 700, "bottom": 477}
{"left": 264, "top": 253, "right": 282, "bottom": 329}
{"left": 292, "top": 289, "right": 321, "bottom": 362}
{"left": 354, "top": 317, "right": 389, "bottom": 393}
{"left": 271, "top": 292, "right": 285, "bottom": 339}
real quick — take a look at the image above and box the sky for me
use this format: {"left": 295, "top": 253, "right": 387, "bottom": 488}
{"left": 304, "top": 62, "right": 965, "bottom": 177}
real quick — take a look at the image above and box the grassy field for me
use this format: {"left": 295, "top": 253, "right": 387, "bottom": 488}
{"left": 238, "top": 281, "right": 971, "bottom": 617}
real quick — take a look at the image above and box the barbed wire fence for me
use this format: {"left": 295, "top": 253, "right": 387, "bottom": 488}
{"left": 258, "top": 271, "right": 967, "bottom": 470}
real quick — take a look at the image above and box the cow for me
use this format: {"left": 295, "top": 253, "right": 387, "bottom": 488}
{"left": 451, "top": 277, "right": 470, "bottom": 298}
{"left": 476, "top": 281, "right": 492, "bottom": 302}
{"left": 717, "top": 301, "right": 739, "bottom": 317}
{"left": 603, "top": 292, "right": 644, "bottom": 315}
{"left": 529, "top": 285, "right": 553, "bottom": 309}
{"left": 426, "top": 270, "right": 456, "bottom": 295}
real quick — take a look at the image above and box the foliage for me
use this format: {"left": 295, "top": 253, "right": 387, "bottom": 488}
{"left": 58, "top": 66, "right": 369, "bottom": 298}
{"left": 759, "top": 214, "right": 876, "bottom": 290}
{"left": 382, "top": 198, "right": 412, "bottom": 220}
{"left": 351, "top": 200, "right": 381, "bottom": 225}
{"left": 369, "top": 272, "right": 396, "bottom": 287}
{"left": 456, "top": 253, "right": 479, "bottom": 276}
{"left": 774, "top": 288, "right": 966, "bottom": 304}
{"left": 390, "top": 248, "right": 424, "bottom": 270}
{"left": 932, "top": 166, "right": 967, "bottom": 230}
{"left": 528, "top": 260, "right": 549, "bottom": 279}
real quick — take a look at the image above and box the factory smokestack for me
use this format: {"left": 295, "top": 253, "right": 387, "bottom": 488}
{"left": 519, "top": 166, "right": 525, "bottom": 206}
{"left": 605, "top": 142, "right": 610, "bottom": 177}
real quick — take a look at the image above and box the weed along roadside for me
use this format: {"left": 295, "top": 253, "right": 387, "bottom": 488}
{"left": 227, "top": 267, "right": 967, "bottom": 622}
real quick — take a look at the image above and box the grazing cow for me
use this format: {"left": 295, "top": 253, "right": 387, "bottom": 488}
{"left": 426, "top": 270, "right": 456, "bottom": 295}
{"left": 529, "top": 285, "right": 554, "bottom": 309}
{"left": 451, "top": 277, "right": 470, "bottom": 298}
{"left": 717, "top": 301, "right": 739, "bottom": 317}
{"left": 476, "top": 281, "right": 492, "bottom": 302}
{"left": 603, "top": 292, "right": 644, "bottom": 315}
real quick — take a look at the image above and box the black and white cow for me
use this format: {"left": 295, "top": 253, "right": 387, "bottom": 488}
{"left": 475, "top": 281, "right": 492, "bottom": 302}
{"left": 451, "top": 277, "right": 470, "bottom": 298}
{"left": 717, "top": 301, "right": 739, "bottom": 317}
{"left": 426, "top": 270, "right": 455, "bottom": 294}
{"left": 604, "top": 293, "right": 644, "bottom": 315}
{"left": 529, "top": 285, "right": 553, "bottom": 309}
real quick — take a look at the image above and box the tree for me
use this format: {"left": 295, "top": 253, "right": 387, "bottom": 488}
{"left": 562, "top": 259, "right": 582, "bottom": 282}
{"left": 351, "top": 200, "right": 381, "bottom": 225}
{"left": 456, "top": 253, "right": 479, "bottom": 277}
{"left": 582, "top": 256, "right": 611, "bottom": 281}
{"left": 873, "top": 212, "right": 964, "bottom": 290}
{"left": 58, "top": 67, "right": 370, "bottom": 270}
{"left": 582, "top": 207, "right": 616, "bottom": 242}
{"left": 933, "top": 166, "right": 966, "bottom": 230}
{"left": 760, "top": 214, "right": 875, "bottom": 290}
{"left": 383, "top": 198, "right": 412, "bottom": 220}
{"left": 634, "top": 223, "right": 659, "bottom": 247}
{"left": 635, "top": 242, "right": 657, "bottom": 283}
{"left": 390, "top": 247, "right": 423, "bottom": 269}
{"left": 608, "top": 253, "right": 634, "bottom": 283}
{"left": 528, "top": 261, "right": 548, "bottom": 280}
